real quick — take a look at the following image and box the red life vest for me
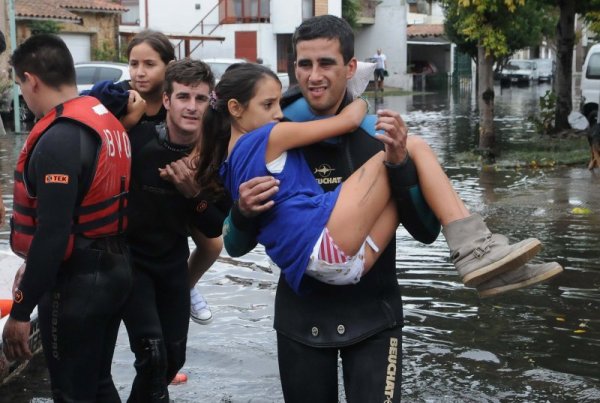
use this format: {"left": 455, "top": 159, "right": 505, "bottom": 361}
{"left": 10, "top": 96, "right": 131, "bottom": 260}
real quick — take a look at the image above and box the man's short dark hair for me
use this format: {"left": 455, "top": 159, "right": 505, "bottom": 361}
{"left": 292, "top": 15, "right": 355, "bottom": 64}
{"left": 164, "top": 58, "right": 215, "bottom": 96}
{"left": 10, "top": 34, "right": 76, "bottom": 88}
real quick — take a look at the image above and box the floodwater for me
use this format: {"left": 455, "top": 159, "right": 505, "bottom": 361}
{"left": 0, "top": 82, "right": 599, "bottom": 402}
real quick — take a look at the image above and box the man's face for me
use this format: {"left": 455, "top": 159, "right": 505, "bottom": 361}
{"left": 294, "top": 38, "right": 356, "bottom": 116}
{"left": 163, "top": 81, "right": 210, "bottom": 145}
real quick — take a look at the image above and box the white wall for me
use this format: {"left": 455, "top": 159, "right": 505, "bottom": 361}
{"left": 272, "top": 0, "right": 302, "bottom": 33}
{"left": 137, "top": 0, "right": 344, "bottom": 71}
{"left": 328, "top": 0, "right": 342, "bottom": 16}
{"left": 355, "top": 0, "right": 410, "bottom": 89}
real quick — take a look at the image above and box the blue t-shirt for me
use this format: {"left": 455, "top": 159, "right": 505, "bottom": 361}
{"left": 220, "top": 122, "right": 341, "bottom": 293}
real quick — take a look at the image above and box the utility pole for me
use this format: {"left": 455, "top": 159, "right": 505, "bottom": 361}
{"left": 8, "top": 0, "right": 20, "bottom": 133}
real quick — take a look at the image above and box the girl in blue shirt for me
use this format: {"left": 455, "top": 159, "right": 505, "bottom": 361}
{"left": 197, "top": 63, "right": 557, "bottom": 295}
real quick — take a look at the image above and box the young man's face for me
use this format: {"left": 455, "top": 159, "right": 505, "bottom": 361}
{"left": 163, "top": 81, "right": 210, "bottom": 144}
{"left": 294, "top": 38, "right": 356, "bottom": 116}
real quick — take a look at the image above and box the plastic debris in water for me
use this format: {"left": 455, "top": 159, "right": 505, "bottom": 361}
{"left": 571, "top": 207, "right": 592, "bottom": 215}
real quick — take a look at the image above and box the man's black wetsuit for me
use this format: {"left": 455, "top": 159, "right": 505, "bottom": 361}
{"left": 10, "top": 122, "right": 131, "bottom": 402}
{"left": 224, "top": 89, "right": 441, "bottom": 403}
{"left": 123, "top": 122, "right": 228, "bottom": 402}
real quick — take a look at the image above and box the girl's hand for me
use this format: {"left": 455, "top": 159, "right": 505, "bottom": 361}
{"left": 340, "top": 97, "right": 369, "bottom": 129}
{"left": 120, "top": 90, "right": 146, "bottom": 130}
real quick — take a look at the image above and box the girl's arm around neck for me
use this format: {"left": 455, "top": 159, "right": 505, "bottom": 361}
{"left": 266, "top": 98, "right": 368, "bottom": 161}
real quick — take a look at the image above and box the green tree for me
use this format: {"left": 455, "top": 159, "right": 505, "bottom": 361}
{"left": 28, "top": 21, "right": 61, "bottom": 35}
{"left": 342, "top": 0, "right": 360, "bottom": 28}
{"left": 542, "top": 0, "right": 600, "bottom": 131}
{"left": 442, "top": 0, "right": 548, "bottom": 157}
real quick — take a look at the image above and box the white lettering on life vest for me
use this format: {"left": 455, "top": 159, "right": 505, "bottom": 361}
{"left": 103, "top": 129, "right": 131, "bottom": 159}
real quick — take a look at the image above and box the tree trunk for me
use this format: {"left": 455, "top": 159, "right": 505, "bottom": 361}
{"left": 477, "top": 45, "right": 495, "bottom": 156}
{"left": 554, "top": 0, "right": 576, "bottom": 131}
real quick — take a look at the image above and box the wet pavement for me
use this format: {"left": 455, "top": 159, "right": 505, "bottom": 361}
{"left": 0, "top": 82, "right": 599, "bottom": 402}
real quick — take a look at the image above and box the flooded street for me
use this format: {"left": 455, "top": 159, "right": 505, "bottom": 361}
{"left": 0, "top": 82, "right": 599, "bottom": 402}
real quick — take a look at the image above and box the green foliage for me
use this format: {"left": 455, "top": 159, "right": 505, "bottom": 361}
{"left": 28, "top": 21, "right": 61, "bottom": 35}
{"left": 92, "top": 41, "right": 121, "bottom": 62}
{"left": 585, "top": 11, "right": 600, "bottom": 38}
{"left": 442, "top": 0, "right": 550, "bottom": 60}
{"left": 342, "top": 0, "right": 360, "bottom": 29}
{"left": 530, "top": 90, "right": 557, "bottom": 135}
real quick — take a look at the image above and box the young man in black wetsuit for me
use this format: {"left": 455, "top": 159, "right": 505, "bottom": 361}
{"left": 122, "top": 58, "right": 228, "bottom": 402}
{"left": 2, "top": 34, "right": 131, "bottom": 402}
{"left": 223, "top": 15, "right": 561, "bottom": 402}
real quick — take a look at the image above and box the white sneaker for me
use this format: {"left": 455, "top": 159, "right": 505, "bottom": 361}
{"left": 190, "top": 287, "right": 212, "bottom": 324}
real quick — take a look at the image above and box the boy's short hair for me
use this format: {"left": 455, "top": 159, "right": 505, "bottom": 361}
{"left": 164, "top": 59, "right": 215, "bottom": 96}
{"left": 10, "top": 34, "right": 76, "bottom": 88}
{"left": 292, "top": 15, "right": 355, "bottom": 64}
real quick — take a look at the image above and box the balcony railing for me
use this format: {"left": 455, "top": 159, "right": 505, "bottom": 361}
{"left": 220, "top": 0, "right": 270, "bottom": 24}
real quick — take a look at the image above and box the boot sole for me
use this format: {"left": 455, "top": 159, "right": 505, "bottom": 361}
{"left": 478, "top": 263, "right": 564, "bottom": 298}
{"left": 462, "top": 239, "right": 542, "bottom": 287}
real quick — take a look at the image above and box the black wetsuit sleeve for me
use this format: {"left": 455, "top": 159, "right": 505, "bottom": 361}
{"left": 10, "top": 123, "right": 97, "bottom": 321}
{"left": 222, "top": 202, "right": 259, "bottom": 257}
{"left": 187, "top": 192, "right": 232, "bottom": 238}
{"left": 387, "top": 154, "right": 441, "bottom": 244}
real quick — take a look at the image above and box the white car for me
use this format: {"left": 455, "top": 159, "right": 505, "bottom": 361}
{"left": 75, "top": 62, "right": 130, "bottom": 93}
{"left": 533, "top": 58, "right": 554, "bottom": 83}
{"left": 581, "top": 43, "right": 600, "bottom": 125}
{"left": 202, "top": 57, "right": 290, "bottom": 93}
{"left": 500, "top": 59, "right": 539, "bottom": 85}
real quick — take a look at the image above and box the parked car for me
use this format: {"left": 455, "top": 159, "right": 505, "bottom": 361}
{"left": 0, "top": 62, "right": 131, "bottom": 124}
{"left": 75, "top": 61, "right": 130, "bottom": 93}
{"left": 202, "top": 57, "right": 290, "bottom": 93}
{"left": 580, "top": 43, "right": 600, "bottom": 125}
{"left": 533, "top": 58, "right": 554, "bottom": 83}
{"left": 500, "top": 59, "right": 539, "bottom": 85}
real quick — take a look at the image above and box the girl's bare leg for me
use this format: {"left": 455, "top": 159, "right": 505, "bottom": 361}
{"left": 362, "top": 200, "right": 398, "bottom": 273}
{"left": 188, "top": 228, "right": 222, "bottom": 287}
{"left": 326, "top": 151, "right": 396, "bottom": 256}
{"left": 406, "top": 136, "right": 469, "bottom": 225}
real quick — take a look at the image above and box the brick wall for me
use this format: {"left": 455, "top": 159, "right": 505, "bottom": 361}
{"left": 15, "top": 11, "right": 121, "bottom": 61}
{"left": 315, "top": 0, "right": 328, "bottom": 16}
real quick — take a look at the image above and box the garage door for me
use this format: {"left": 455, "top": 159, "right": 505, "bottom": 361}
{"left": 59, "top": 33, "right": 91, "bottom": 63}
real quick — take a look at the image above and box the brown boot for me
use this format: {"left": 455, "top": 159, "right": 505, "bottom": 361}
{"left": 442, "top": 214, "right": 542, "bottom": 287}
{"left": 477, "top": 261, "right": 564, "bottom": 298}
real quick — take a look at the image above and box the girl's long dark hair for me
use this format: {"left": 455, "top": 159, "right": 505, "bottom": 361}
{"left": 197, "top": 63, "right": 279, "bottom": 201}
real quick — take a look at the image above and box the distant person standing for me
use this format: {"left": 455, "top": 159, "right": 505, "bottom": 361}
{"left": 373, "top": 48, "right": 387, "bottom": 93}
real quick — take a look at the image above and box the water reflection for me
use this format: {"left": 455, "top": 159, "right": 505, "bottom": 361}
{"left": 0, "top": 83, "right": 598, "bottom": 402}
